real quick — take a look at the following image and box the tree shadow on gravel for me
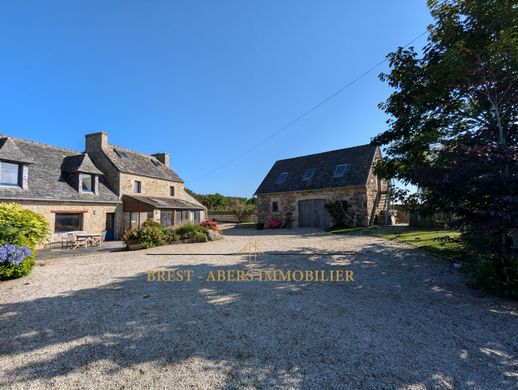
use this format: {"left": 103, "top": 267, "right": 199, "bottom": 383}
{"left": 1, "top": 242, "right": 517, "bottom": 389}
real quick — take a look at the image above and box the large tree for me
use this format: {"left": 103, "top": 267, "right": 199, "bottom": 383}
{"left": 373, "top": 0, "right": 517, "bottom": 245}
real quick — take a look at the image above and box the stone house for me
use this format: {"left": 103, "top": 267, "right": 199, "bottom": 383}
{"left": 255, "top": 144, "right": 387, "bottom": 228}
{"left": 0, "top": 132, "right": 205, "bottom": 242}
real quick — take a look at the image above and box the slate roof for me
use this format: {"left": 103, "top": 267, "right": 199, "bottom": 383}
{"left": 103, "top": 145, "right": 183, "bottom": 183}
{"left": 255, "top": 144, "right": 378, "bottom": 195}
{"left": 124, "top": 195, "right": 205, "bottom": 211}
{"left": 0, "top": 137, "right": 34, "bottom": 164}
{"left": 63, "top": 154, "right": 103, "bottom": 175}
{"left": 0, "top": 136, "right": 119, "bottom": 203}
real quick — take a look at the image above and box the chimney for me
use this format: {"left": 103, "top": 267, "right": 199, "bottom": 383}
{"left": 152, "top": 153, "right": 170, "bottom": 167}
{"left": 85, "top": 132, "right": 108, "bottom": 152}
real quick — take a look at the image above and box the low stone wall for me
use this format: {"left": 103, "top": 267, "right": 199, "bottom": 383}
{"left": 208, "top": 213, "right": 258, "bottom": 223}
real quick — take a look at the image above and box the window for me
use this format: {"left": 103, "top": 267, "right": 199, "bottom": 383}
{"left": 55, "top": 213, "right": 83, "bottom": 233}
{"left": 276, "top": 172, "right": 288, "bottom": 184}
{"left": 170, "top": 186, "right": 175, "bottom": 196}
{"left": 130, "top": 212, "right": 140, "bottom": 229}
{"left": 115, "top": 149, "right": 128, "bottom": 158}
{"left": 302, "top": 168, "right": 315, "bottom": 181}
{"left": 272, "top": 201, "right": 279, "bottom": 212}
{"left": 161, "top": 210, "right": 174, "bottom": 227}
{"left": 151, "top": 159, "right": 161, "bottom": 167}
{"left": 333, "top": 164, "right": 348, "bottom": 177}
{"left": 80, "top": 174, "right": 94, "bottom": 193}
{"left": 0, "top": 161, "right": 21, "bottom": 187}
{"left": 133, "top": 181, "right": 141, "bottom": 193}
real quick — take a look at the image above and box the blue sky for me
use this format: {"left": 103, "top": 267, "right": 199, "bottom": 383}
{"left": 0, "top": 1, "right": 432, "bottom": 197}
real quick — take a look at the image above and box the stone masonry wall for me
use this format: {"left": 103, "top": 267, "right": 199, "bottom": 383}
{"left": 11, "top": 201, "right": 121, "bottom": 244}
{"left": 120, "top": 173, "right": 207, "bottom": 221}
{"left": 257, "top": 187, "right": 369, "bottom": 228}
{"left": 365, "top": 149, "right": 388, "bottom": 223}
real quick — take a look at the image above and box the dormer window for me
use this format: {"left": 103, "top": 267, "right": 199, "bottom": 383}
{"left": 80, "top": 173, "right": 94, "bottom": 193}
{"left": 333, "top": 164, "right": 348, "bottom": 177}
{"left": 276, "top": 172, "right": 288, "bottom": 184}
{"left": 302, "top": 168, "right": 315, "bottom": 181}
{"left": 0, "top": 161, "right": 22, "bottom": 187}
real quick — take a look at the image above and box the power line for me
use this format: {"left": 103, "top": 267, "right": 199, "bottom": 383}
{"left": 186, "top": 30, "right": 428, "bottom": 184}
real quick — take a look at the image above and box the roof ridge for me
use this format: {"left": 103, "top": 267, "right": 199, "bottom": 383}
{"left": 0, "top": 134, "right": 83, "bottom": 155}
{"left": 275, "top": 143, "right": 375, "bottom": 162}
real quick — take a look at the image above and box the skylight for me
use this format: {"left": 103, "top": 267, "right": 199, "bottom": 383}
{"left": 276, "top": 172, "right": 288, "bottom": 184}
{"left": 302, "top": 168, "right": 315, "bottom": 181}
{"left": 151, "top": 159, "right": 161, "bottom": 167}
{"left": 115, "top": 149, "right": 128, "bottom": 159}
{"left": 333, "top": 164, "right": 348, "bottom": 177}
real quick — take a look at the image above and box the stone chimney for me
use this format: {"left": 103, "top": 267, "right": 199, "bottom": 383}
{"left": 152, "top": 153, "right": 170, "bottom": 167}
{"left": 85, "top": 132, "right": 108, "bottom": 152}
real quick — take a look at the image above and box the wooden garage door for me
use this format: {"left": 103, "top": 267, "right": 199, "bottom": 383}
{"left": 298, "top": 199, "right": 331, "bottom": 228}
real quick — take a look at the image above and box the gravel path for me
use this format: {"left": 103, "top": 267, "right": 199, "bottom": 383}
{"left": 1, "top": 228, "right": 517, "bottom": 389}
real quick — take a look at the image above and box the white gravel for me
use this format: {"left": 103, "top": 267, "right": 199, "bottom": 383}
{"left": 1, "top": 228, "right": 517, "bottom": 390}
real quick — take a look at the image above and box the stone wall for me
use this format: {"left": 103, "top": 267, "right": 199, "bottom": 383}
{"left": 257, "top": 187, "right": 369, "bottom": 228}
{"left": 365, "top": 148, "right": 388, "bottom": 224}
{"left": 10, "top": 200, "right": 121, "bottom": 244}
{"left": 120, "top": 173, "right": 207, "bottom": 220}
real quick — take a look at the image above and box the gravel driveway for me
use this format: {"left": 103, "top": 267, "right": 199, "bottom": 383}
{"left": 1, "top": 228, "right": 517, "bottom": 389}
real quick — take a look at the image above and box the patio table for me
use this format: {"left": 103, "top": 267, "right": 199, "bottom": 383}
{"left": 74, "top": 233, "right": 102, "bottom": 248}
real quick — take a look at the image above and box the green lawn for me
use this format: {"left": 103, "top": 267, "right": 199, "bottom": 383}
{"left": 330, "top": 226, "right": 471, "bottom": 262}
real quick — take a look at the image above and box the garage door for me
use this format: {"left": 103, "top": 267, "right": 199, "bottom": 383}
{"left": 298, "top": 199, "right": 331, "bottom": 228}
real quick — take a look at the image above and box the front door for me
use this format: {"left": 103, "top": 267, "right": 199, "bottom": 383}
{"left": 105, "top": 213, "right": 115, "bottom": 241}
{"left": 298, "top": 199, "right": 331, "bottom": 228}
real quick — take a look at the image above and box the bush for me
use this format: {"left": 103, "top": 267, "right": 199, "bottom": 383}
{"left": 163, "top": 227, "right": 181, "bottom": 244}
{"left": 472, "top": 254, "right": 518, "bottom": 299}
{"left": 122, "top": 228, "right": 139, "bottom": 246}
{"left": 325, "top": 200, "right": 359, "bottom": 228}
{"left": 175, "top": 223, "right": 205, "bottom": 239}
{"left": 122, "top": 219, "right": 215, "bottom": 249}
{"left": 193, "top": 231, "right": 208, "bottom": 241}
{"left": 0, "top": 203, "right": 49, "bottom": 280}
{"left": 136, "top": 220, "right": 164, "bottom": 248}
{"left": 0, "top": 203, "right": 49, "bottom": 248}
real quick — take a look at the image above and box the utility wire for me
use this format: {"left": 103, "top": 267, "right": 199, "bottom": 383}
{"left": 186, "top": 30, "right": 428, "bottom": 183}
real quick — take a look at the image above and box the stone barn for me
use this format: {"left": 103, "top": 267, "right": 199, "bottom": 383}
{"left": 255, "top": 144, "right": 387, "bottom": 229}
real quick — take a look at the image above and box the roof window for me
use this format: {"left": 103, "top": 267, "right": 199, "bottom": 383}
{"left": 276, "top": 172, "right": 288, "bottom": 184}
{"left": 333, "top": 164, "right": 348, "bottom": 177}
{"left": 115, "top": 149, "right": 128, "bottom": 158}
{"left": 302, "top": 168, "right": 315, "bottom": 181}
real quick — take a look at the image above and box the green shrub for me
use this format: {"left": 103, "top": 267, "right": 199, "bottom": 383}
{"left": 0, "top": 203, "right": 49, "bottom": 281}
{"left": 176, "top": 223, "right": 204, "bottom": 239}
{"left": 122, "top": 228, "right": 139, "bottom": 246}
{"left": 0, "top": 203, "right": 49, "bottom": 248}
{"left": 163, "top": 227, "right": 181, "bottom": 244}
{"left": 193, "top": 231, "right": 208, "bottom": 241}
{"left": 472, "top": 254, "right": 518, "bottom": 299}
{"left": 137, "top": 220, "right": 164, "bottom": 248}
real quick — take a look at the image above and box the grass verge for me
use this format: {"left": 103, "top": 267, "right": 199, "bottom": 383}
{"left": 330, "top": 226, "right": 471, "bottom": 262}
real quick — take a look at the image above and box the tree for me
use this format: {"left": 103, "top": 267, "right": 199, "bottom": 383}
{"left": 373, "top": 0, "right": 517, "bottom": 242}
